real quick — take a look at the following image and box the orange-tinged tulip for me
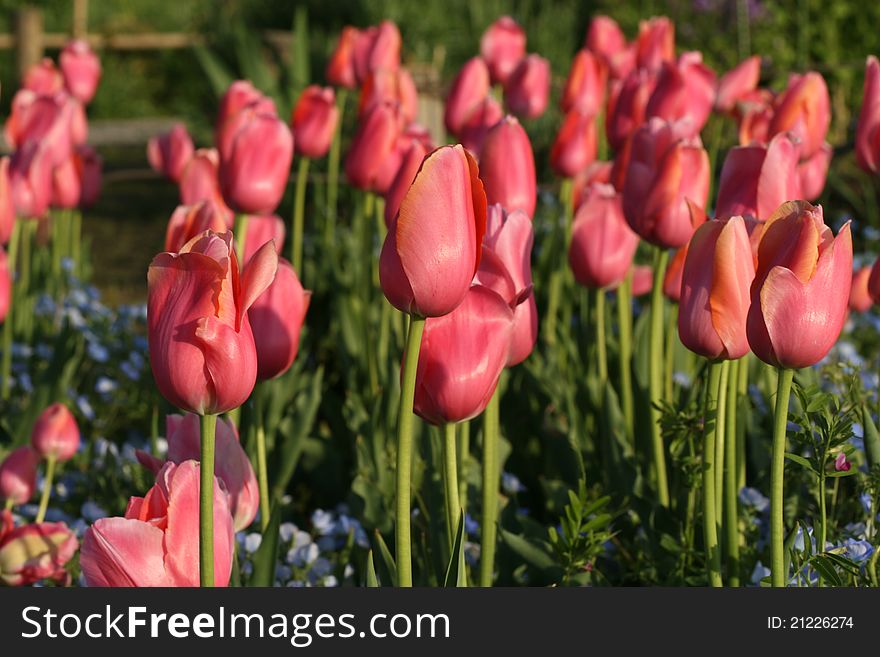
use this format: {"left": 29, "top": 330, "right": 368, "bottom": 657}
{"left": 380, "top": 145, "right": 487, "bottom": 318}
{"left": 445, "top": 57, "right": 491, "bottom": 136}
{"left": 480, "top": 16, "right": 527, "bottom": 85}
{"left": 663, "top": 245, "right": 688, "bottom": 302}
{"left": 679, "top": 217, "right": 756, "bottom": 360}
{"left": 767, "top": 72, "right": 830, "bottom": 160}
{"left": 384, "top": 141, "right": 429, "bottom": 228}
{"left": 326, "top": 26, "right": 359, "bottom": 88}
{"left": 164, "top": 201, "right": 229, "bottom": 254}
{"left": 798, "top": 142, "right": 832, "bottom": 201}
{"left": 31, "top": 403, "right": 80, "bottom": 463}
{"left": 550, "top": 108, "right": 597, "bottom": 179}
{"left": 178, "top": 148, "right": 233, "bottom": 224}
{"left": 359, "top": 68, "right": 418, "bottom": 126}
{"left": 746, "top": 202, "right": 853, "bottom": 369}
{"left": 606, "top": 68, "right": 658, "bottom": 151}
{"left": 344, "top": 102, "right": 401, "bottom": 192}
{"left": 459, "top": 97, "right": 504, "bottom": 156}
{"left": 147, "top": 231, "right": 278, "bottom": 415}
{"left": 504, "top": 54, "right": 550, "bottom": 120}
{"left": 0, "top": 446, "right": 40, "bottom": 505}
{"left": 585, "top": 16, "right": 627, "bottom": 68}
{"left": 856, "top": 56, "right": 880, "bottom": 174}
{"left": 479, "top": 115, "right": 536, "bottom": 218}
{"left": 849, "top": 266, "right": 873, "bottom": 313}
{"left": 241, "top": 213, "right": 285, "bottom": 265}
{"left": 352, "top": 21, "right": 402, "bottom": 85}
{"left": 635, "top": 17, "right": 675, "bottom": 72}
{"left": 646, "top": 52, "right": 717, "bottom": 136}
{"left": 562, "top": 49, "right": 607, "bottom": 116}
{"left": 291, "top": 85, "right": 339, "bottom": 159}
{"left": 0, "top": 517, "right": 77, "bottom": 586}
{"left": 148, "top": 123, "right": 194, "bottom": 183}
{"left": 715, "top": 55, "right": 761, "bottom": 114}
{"left": 59, "top": 39, "right": 101, "bottom": 104}
{"left": 569, "top": 183, "right": 639, "bottom": 290}
{"left": 735, "top": 88, "right": 774, "bottom": 146}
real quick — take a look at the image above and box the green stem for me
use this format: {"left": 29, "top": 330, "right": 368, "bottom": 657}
{"left": 395, "top": 315, "right": 425, "bottom": 587}
{"left": 35, "top": 455, "right": 57, "bottom": 523}
{"left": 736, "top": 355, "right": 749, "bottom": 490}
{"left": 702, "top": 361, "right": 724, "bottom": 587}
{"left": 649, "top": 247, "right": 671, "bottom": 507}
{"left": 480, "top": 390, "right": 500, "bottom": 587}
{"left": 291, "top": 156, "right": 311, "bottom": 274}
{"left": 664, "top": 304, "right": 677, "bottom": 403}
{"left": 233, "top": 214, "right": 250, "bottom": 263}
{"left": 724, "top": 358, "right": 741, "bottom": 587}
{"left": 616, "top": 274, "right": 634, "bottom": 439}
{"left": 200, "top": 413, "right": 218, "bottom": 587}
{"left": 714, "top": 361, "right": 730, "bottom": 526}
{"left": 4, "top": 498, "right": 12, "bottom": 512}
{"left": 442, "top": 423, "right": 461, "bottom": 549}
{"left": 458, "top": 421, "right": 470, "bottom": 517}
{"left": 72, "top": 211, "right": 82, "bottom": 278}
{"left": 545, "top": 271, "right": 562, "bottom": 347}
{"left": 254, "top": 385, "right": 271, "bottom": 532}
{"left": 326, "top": 89, "right": 346, "bottom": 238}
{"left": 1, "top": 220, "right": 21, "bottom": 400}
{"left": 818, "top": 470, "right": 826, "bottom": 586}
{"left": 595, "top": 288, "right": 608, "bottom": 383}
{"left": 770, "top": 368, "right": 795, "bottom": 587}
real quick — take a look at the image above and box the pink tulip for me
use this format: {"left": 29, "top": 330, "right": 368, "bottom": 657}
{"left": 31, "top": 403, "right": 80, "bottom": 463}
{"left": 0, "top": 446, "right": 40, "bottom": 505}
{"left": 585, "top": 16, "right": 627, "bottom": 66}
{"left": 663, "top": 245, "right": 688, "bottom": 302}
{"left": 606, "top": 68, "right": 658, "bottom": 151}
{"left": 215, "top": 80, "right": 276, "bottom": 147}
{"left": 856, "top": 56, "right": 880, "bottom": 174}
{"left": 380, "top": 145, "right": 487, "bottom": 317}
{"left": 736, "top": 88, "right": 775, "bottom": 146}
{"left": 635, "top": 17, "right": 675, "bottom": 72}
{"left": 0, "top": 158, "right": 16, "bottom": 244}
{"left": 51, "top": 152, "right": 81, "bottom": 210}
{"left": 179, "top": 148, "right": 233, "bottom": 224}
{"left": 353, "top": 21, "right": 402, "bottom": 85}
{"left": 76, "top": 144, "right": 102, "bottom": 209}
{"left": 569, "top": 183, "right": 639, "bottom": 290}
{"left": 798, "top": 142, "right": 832, "bottom": 200}
{"left": 326, "top": 27, "right": 359, "bottom": 88}
{"left": 291, "top": 85, "right": 339, "bottom": 159}
{"left": 715, "top": 55, "right": 761, "bottom": 114}
{"left": 360, "top": 67, "right": 419, "bottom": 125}
{"left": 9, "top": 142, "right": 53, "bottom": 219}
{"left": 242, "top": 213, "right": 285, "bottom": 265}
{"left": 413, "top": 285, "right": 514, "bottom": 424}
{"left": 679, "top": 217, "right": 756, "bottom": 360}
{"left": 344, "top": 102, "right": 401, "bottom": 192}
{"left": 0, "top": 517, "right": 77, "bottom": 586}
{"left": 746, "top": 202, "right": 853, "bottom": 369}
{"left": 459, "top": 97, "right": 504, "bottom": 155}
{"left": 622, "top": 117, "right": 710, "bottom": 249}
{"left": 479, "top": 115, "right": 536, "bottom": 218}
{"left": 768, "top": 72, "right": 830, "bottom": 160}
{"left": 371, "top": 123, "right": 434, "bottom": 198}
{"left": 715, "top": 132, "right": 801, "bottom": 221}
{"left": 630, "top": 265, "right": 655, "bottom": 296}
{"left": 23, "top": 59, "right": 63, "bottom": 95}
{"left": 59, "top": 39, "right": 101, "bottom": 104}
{"left": 480, "top": 16, "right": 527, "bottom": 85}
{"left": 148, "top": 123, "right": 195, "bottom": 183}
{"left": 81, "top": 461, "right": 233, "bottom": 587}
{"left": 550, "top": 108, "right": 597, "bottom": 179}
{"left": 384, "top": 141, "right": 429, "bottom": 228}
{"left": 646, "top": 52, "right": 717, "bottom": 136}
{"left": 849, "top": 266, "right": 873, "bottom": 313}
{"left": 147, "top": 231, "right": 278, "bottom": 415}
{"left": 5, "top": 92, "right": 72, "bottom": 165}
{"left": 868, "top": 256, "right": 880, "bottom": 304}
{"left": 445, "top": 57, "right": 491, "bottom": 136}
{"left": 572, "top": 161, "right": 613, "bottom": 209}
{"left": 0, "top": 246, "right": 10, "bottom": 323}
{"left": 136, "top": 413, "right": 259, "bottom": 532}
{"left": 504, "top": 54, "right": 550, "bottom": 119}
{"left": 219, "top": 110, "right": 293, "bottom": 215}
{"left": 164, "top": 202, "right": 230, "bottom": 253}
{"left": 562, "top": 49, "right": 607, "bottom": 117}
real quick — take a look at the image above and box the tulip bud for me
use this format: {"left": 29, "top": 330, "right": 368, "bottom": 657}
{"left": 445, "top": 57, "right": 491, "bottom": 136}
{"left": 0, "top": 520, "right": 77, "bottom": 586}
{"left": 219, "top": 111, "right": 293, "bottom": 215}
{"left": 735, "top": 89, "right": 774, "bottom": 146}
{"left": 326, "top": 27, "right": 359, "bottom": 88}
{"left": 459, "top": 97, "right": 504, "bottom": 155}
{"left": 715, "top": 55, "right": 761, "bottom": 114}
{"left": 646, "top": 52, "right": 717, "bottom": 136}
{"left": 562, "top": 49, "right": 607, "bottom": 117}
{"left": 164, "top": 202, "right": 229, "bottom": 253}
{"left": 361, "top": 21, "right": 402, "bottom": 82}
{"left": 241, "top": 213, "right": 285, "bottom": 265}
{"left": 856, "top": 56, "right": 880, "bottom": 174}
{"left": 250, "top": 259, "right": 310, "bottom": 380}
{"left": 291, "top": 86, "right": 339, "bottom": 159}
{"left": 215, "top": 80, "right": 276, "bottom": 147}
{"left": 59, "top": 39, "right": 102, "bottom": 104}
{"left": 606, "top": 68, "right": 658, "bottom": 151}
{"left": 679, "top": 217, "right": 756, "bottom": 361}
{"left": 504, "top": 54, "right": 550, "bottom": 120}
{"left": 0, "top": 246, "right": 10, "bottom": 324}
{"left": 585, "top": 16, "right": 627, "bottom": 65}
{"left": 76, "top": 144, "right": 102, "bottom": 209}
{"left": 380, "top": 145, "right": 487, "bottom": 317}
{"left": 23, "top": 59, "right": 63, "bottom": 95}
{"left": 746, "top": 202, "right": 853, "bottom": 369}
{"left": 480, "top": 16, "right": 527, "bottom": 85}
{"left": 798, "top": 142, "right": 832, "bottom": 201}
{"left": 629, "top": 265, "right": 655, "bottom": 297}
{"left": 31, "top": 403, "right": 80, "bottom": 462}
{"left": 768, "top": 72, "right": 830, "bottom": 160}
{"left": 551, "top": 109, "right": 597, "bottom": 179}
{"left": 0, "top": 158, "right": 14, "bottom": 245}
{"left": 622, "top": 117, "right": 710, "bottom": 249}
{"left": 345, "top": 102, "right": 401, "bottom": 192}
{"left": 572, "top": 161, "right": 613, "bottom": 210}
{"left": 9, "top": 142, "right": 53, "bottom": 219}
{"left": 179, "top": 148, "right": 233, "bottom": 224}
{"left": 0, "top": 446, "right": 40, "bottom": 505}
{"left": 479, "top": 116, "right": 536, "bottom": 218}
{"left": 569, "top": 184, "right": 639, "bottom": 290}
{"left": 635, "top": 17, "right": 675, "bottom": 72}
{"left": 716, "top": 133, "right": 801, "bottom": 221}
{"left": 148, "top": 231, "right": 278, "bottom": 415}
{"left": 148, "top": 123, "right": 195, "bottom": 183}
{"left": 413, "top": 285, "right": 514, "bottom": 425}
{"left": 384, "top": 142, "right": 428, "bottom": 228}
{"left": 51, "top": 152, "right": 81, "bottom": 210}
{"left": 849, "top": 266, "right": 873, "bottom": 313}
{"left": 868, "top": 256, "right": 880, "bottom": 304}
{"left": 663, "top": 245, "right": 688, "bottom": 303}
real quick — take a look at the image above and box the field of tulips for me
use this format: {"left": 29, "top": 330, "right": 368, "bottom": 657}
{"left": 1, "top": 8, "right": 880, "bottom": 590}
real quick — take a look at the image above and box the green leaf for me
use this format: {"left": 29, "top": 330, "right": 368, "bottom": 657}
{"left": 373, "top": 530, "right": 398, "bottom": 587}
{"left": 826, "top": 468, "right": 858, "bottom": 478}
{"left": 365, "top": 550, "right": 380, "bottom": 588}
{"left": 862, "top": 404, "right": 880, "bottom": 469}
{"left": 443, "top": 511, "right": 468, "bottom": 587}
{"left": 810, "top": 555, "right": 843, "bottom": 587}
{"left": 249, "top": 504, "right": 282, "bottom": 587}
{"left": 499, "top": 528, "right": 563, "bottom": 579}
{"left": 192, "top": 44, "right": 233, "bottom": 98}
{"left": 784, "top": 452, "right": 816, "bottom": 474}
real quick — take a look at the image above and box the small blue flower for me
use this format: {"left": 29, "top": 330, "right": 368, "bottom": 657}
{"left": 311, "top": 509, "right": 335, "bottom": 535}
{"left": 750, "top": 561, "right": 770, "bottom": 585}
{"left": 501, "top": 472, "right": 526, "bottom": 495}
{"left": 672, "top": 371, "right": 692, "bottom": 388}
{"left": 87, "top": 341, "right": 109, "bottom": 363}
{"left": 76, "top": 395, "right": 95, "bottom": 421}
{"left": 288, "top": 542, "right": 319, "bottom": 567}
{"left": 244, "top": 533, "right": 263, "bottom": 554}
{"left": 279, "top": 522, "right": 299, "bottom": 543}
{"left": 81, "top": 501, "right": 108, "bottom": 522}
{"left": 739, "top": 487, "right": 769, "bottom": 513}
{"left": 95, "top": 376, "right": 118, "bottom": 395}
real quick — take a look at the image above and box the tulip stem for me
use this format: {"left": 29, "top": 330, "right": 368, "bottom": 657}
{"left": 702, "top": 360, "right": 725, "bottom": 587}
{"left": 616, "top": 273, "right": 634, "bottom": 439}
{"left": 595, "top": 288, "right": 608, "bottom": 383}
{"left": 3, "top": 498, "right": 12, "bottom": 512}
{"left": 458, "top": 421, "right": 470, "bottom": 517}
{"left": 770, "top": 367, "right": 795, "bottom": 587}
{"left": 480, "top": 390, "right": 500, "bottom": 587}
{"left": 200, "top": 413, "right": 218, "bottom": 587}
{"left": 648, "top": 247, "right": 671, "bottom": 507}
{"left": 664, "top": 305, "right": 677, "bottom": 403}
{"left": 326, "top": 89, "right": 346, "bottom": 238}
{"left": 254, "top": 384, "right": 271, "bottom": 532}
{"left": 35, "top": 455, "right": 57, "bottom": 524}
{"left": 292, "top": 156, "right": 311, "bottom": 275}
{"left": 1, "top": 220, "right": 21, "bottom": 400}
{"left": 395, "top": 314, "right": 425, "bottom": 587}
{"left": 725, "top": 358, "right": 741, "bottom": 586}
{"left": 736, "top": 357, "right": 749, "bottom": 490}
{"left": 442, "top": 423, "right": 462, "bottom": 550}
{"left": 714, "top": 362, "right": 730, "bottom": 529}
{"left": 234, "top": 214, "right": 249, "bottom": 263}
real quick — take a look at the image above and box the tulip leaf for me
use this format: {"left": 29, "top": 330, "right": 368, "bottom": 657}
{"left": 249, "top": 504, "right": 282, "bottom": 587}
{"left": 862, "top": 404, "right": 880, "bottom": 469}
{"left": 365, "top": 549, "right": 380, "bottom": 588}
{"left": 443, "top": 511, "right": 468, "bottom": 587}
{"left": 373, "top": 529, "right": 398, "bottom": 587}
{"left": 192, "top": 44, "right": 234, "bottom": 99}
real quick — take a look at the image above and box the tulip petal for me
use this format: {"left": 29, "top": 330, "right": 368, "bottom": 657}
{"left": 709, "top": 217, "right": 755, "bottom": 359}
{"left": 81, "top": 517, "right": 169, "bottom": 587}
{"left": 240, "top": 239, "right": 280, "bottom": 317}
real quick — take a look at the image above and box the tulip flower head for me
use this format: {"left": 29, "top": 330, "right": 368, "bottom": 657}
{"left": 380, "top": 145, "right": 487, "bottom": 318}
{"left": 0, "top": 516, "right": 77, "bottom": 586}
{"left": 384, "top": 141, "right": 429, "bottom": 228}
{"left": 326, "top": 27, "right": 359, "bottom": 88}
{"left": 344, "top": 102, "right": 401, "bottom": 192}
{"left": 856, "top": 56, "right": 880, "bottom": 174}
{"left": 767, "top": 72, "right": 830, "bottom": 160}
{"left": 148, "top": 123, "right": 195, "bottom": 183}
{"left": 646, "top": 52, "right": 717, "bottom": 136}
{"left": 562, "top": 49, "right": 607, "bottom": 117}
{"left": 551, "top": 108, "right": 598, "bottom": 179}
{"left": 715, "top": 56, "right": 761, "bottom": 114}
{"left": 504, "top": 54, "right": 550, "bottom": 120}
{"left": 80, "top": 460, "right": 234, "bottom": 587}
{"left": 606, "top": 68, "right": 659, "bottom": 151}
{"left": 479, "top": 115, "right": 537, "bottom": 218}
{"left": 0, "top": 446, "right": 40, "bottom": 505}
{"left": 635, "top": 17, "right": 675, "bottom": 72}
{"left": 445, "top": 57, "right": 492, "bottom": 136}
{"left": 663, "top": 245, "right": 688, "bottom": 303}
{"left": 147, "top": 230, "right": 278, "bottom": 415}
{"left": 291, "top": 86, "right": 339, "bottom": 159}
{"left": 179, "top": 148, "right": 233, "bottom": 224}
{"left": 59, "top": 39, "right": 102, "bottom": 104}
{"left": 849, "top": 266, "right": 873, "bottom": 313}
{"left": 164, "top": 201, "right": 230, "bottom": 254}
{"left": 746, "top": 202, "right": 853, "bottom": 369}
{"left": 480, "top": 16, "right": 527, "bottom": 85}
{"left": 31, "top": 403, "right": 80, "bottom": 462}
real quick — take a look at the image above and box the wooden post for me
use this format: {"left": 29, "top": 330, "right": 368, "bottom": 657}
{"left": 16, "top": 6, "right": 43, "bottom": 80}
{"left": 72, "top": 0, "right": 89, "bottom": 39}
